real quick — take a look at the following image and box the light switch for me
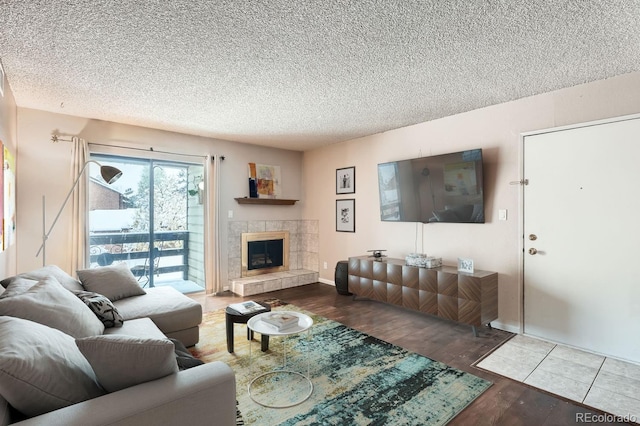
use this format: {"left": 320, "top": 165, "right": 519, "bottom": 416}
{"left": 498, "top": 209, "right": 507, "bottom": 221}
{"left": 228, "top": 210, "right": 233, "bottom": 219}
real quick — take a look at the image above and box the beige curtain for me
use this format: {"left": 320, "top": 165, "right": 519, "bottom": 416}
{"left": 69, "top": 137, "right": 89, "bottom": 273}
{"left": 204, "top": 154, "right": 222, "bottom": 294}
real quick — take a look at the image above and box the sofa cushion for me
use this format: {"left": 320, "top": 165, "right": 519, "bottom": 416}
{"left": 113, "top": 286, "right": 202, "bottom": 335}
{"left": 0, "top": 277, "right": 105, "bottom": 338}
{"left": 0, "top": 316, "right": 105, "bottom": 417}
{"left": 103, "top": 317, "right": 167, "bottom": 340}
{"left": 0, "top": 265, "right": 83, "bottom": 292}
{"left": 76, "top": 335, "right": 179, "bottom": 392}
{"left": 73, "top": 290, "right": 124, "bottom": 328}
{"left": 77, "top": 263, "right": 146, "bottom": 301}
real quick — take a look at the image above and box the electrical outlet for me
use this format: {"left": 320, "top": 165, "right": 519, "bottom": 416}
{"left": 323, "top": 261, "right": 328, "bottom": 269}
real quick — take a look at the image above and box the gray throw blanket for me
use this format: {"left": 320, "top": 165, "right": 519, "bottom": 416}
{"left": 169, "top": 338, "right": 204, "bottom": 370}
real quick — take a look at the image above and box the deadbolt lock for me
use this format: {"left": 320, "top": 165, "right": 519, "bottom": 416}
{"left": 529, "top": 234, "right": 537, "bottom": 241}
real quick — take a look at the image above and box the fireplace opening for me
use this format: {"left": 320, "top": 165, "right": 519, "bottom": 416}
{"left": 248, "top": 239, "right": 284, "bottom": 271}
{"left": 241, "top": 231, "right": 290, "bottom": 277}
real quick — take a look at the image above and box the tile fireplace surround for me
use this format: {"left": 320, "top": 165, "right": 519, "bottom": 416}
{"left": 227, "top": 220, "right": 319, "bottom": 296}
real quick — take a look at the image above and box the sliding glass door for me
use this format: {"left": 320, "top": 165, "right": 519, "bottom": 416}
{"left": 87, "top": 154, "right": 205, "bottom": 293}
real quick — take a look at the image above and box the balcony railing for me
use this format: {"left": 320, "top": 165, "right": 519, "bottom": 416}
{"left": 89, "top": 231, "right": 189, "bottom": 280}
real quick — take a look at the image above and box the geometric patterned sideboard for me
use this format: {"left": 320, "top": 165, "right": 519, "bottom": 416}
{"left": 348, "top": 256, "right": 498, "bottom": 334}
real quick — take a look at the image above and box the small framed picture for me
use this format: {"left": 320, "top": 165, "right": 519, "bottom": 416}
{"left": 336, "top": 199, "right": 355, "bottom": 232}
{"left": 336, "top": 166, "right": 355, "bottom": 194}
{"left": 457, "top": 258, "right": 474, "bottom": 274}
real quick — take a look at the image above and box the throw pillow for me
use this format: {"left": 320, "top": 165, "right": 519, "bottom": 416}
{"left": 0, "top": 265, "right": 83, "bottom": 292}
{"left": 0, "top": 316, "right": 105, "bottom": 417}
{"left": 73, "top": 290, "right": 124, "bottom": 328}
{"left": 0, "top": 277, "right": 37, "bottom": 299}
{"left": 77, "top": 263, "right": 146, "bottom": 302}
{"left": 0, "top": 276, "right": 105, "bottom": 338}
{"left": 76, "top": 335, "right": 178, "bottom": 392}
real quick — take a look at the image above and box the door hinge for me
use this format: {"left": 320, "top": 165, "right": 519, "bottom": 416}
{"left": 510, "top": 179, "right": 529, "bottom": 186}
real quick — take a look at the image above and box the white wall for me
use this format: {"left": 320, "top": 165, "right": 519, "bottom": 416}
{"left": 0, "top": 61, "right": 17, "bottom": 279}
{"left": 302, "top": 71, "right": 640, "bottom": 332}
{"left": 15, "top": 109, "right": 304, "bottom": 284}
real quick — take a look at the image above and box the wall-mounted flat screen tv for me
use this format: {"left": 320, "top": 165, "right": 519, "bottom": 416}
{"left": 377, "top": 149, "right": 484, "bottom": 223}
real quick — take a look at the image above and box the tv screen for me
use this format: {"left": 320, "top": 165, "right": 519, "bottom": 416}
{"left": 377, "top": 149, "right": 485, "bottom": 223}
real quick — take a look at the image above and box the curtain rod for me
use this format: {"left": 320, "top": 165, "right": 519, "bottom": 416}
{"left": 51, "top": 135, "right": 213, "bottom": 160}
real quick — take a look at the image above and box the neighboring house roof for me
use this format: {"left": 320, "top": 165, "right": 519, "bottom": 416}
{"left": 89, "top": 176, "right": 124, "bottom": 195}
{"left": 89, "top": 208, "right": 138, "bottom": 233}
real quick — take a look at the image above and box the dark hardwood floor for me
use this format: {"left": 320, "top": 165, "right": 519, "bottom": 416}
{"left": 190, "top": 283, "right": 630, "bottom": 425}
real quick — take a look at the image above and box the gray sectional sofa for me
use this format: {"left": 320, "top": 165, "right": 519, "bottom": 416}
{"left": 0, "top": 264, "right": 236, "bottom": 426}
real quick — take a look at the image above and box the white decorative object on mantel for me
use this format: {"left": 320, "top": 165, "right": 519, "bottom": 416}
{"left": 457, "top": 258, "right": 474, "bottom": 273}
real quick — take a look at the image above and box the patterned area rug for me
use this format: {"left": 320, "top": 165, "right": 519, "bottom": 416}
{"left": 191, "top": 302, "right": 491, "bottom": 425}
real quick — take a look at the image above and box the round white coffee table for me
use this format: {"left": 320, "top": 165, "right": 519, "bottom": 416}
{"left": 247, "top": 311, "right": 313, "bottom": 408}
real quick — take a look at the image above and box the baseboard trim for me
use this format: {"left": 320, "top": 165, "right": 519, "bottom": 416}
{"left": 319, "top": 278, "right": 335, "bottom": 286}
{"left": 490, "top": 321, "right": 519, "bottom": 334}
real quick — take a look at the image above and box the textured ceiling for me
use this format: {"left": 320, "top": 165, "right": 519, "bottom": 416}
{"left": 1, "top": 1, "right": 639, "bottom": 151}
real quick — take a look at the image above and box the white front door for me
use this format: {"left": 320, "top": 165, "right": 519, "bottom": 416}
{"left": 523, "top": 116, "right": 640, "bottom": 363}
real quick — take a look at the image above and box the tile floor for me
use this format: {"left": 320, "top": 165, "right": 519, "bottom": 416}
{"left": 476, "top": 334, "right": 640, "bottom": 422}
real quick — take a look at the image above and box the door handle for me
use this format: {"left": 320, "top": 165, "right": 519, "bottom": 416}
{"left": 529, "top": 248, "right": 538, "bottom": 255}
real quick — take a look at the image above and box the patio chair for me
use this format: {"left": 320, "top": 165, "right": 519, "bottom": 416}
{"left": 130, "top": 247, "right": 161, "bottom": 287}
